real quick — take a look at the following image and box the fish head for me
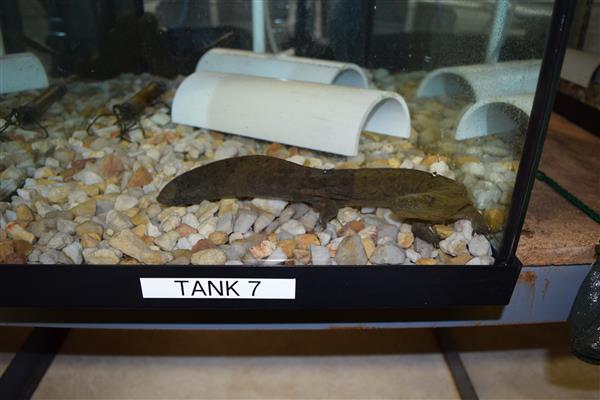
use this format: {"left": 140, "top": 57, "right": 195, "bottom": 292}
{"left": 157, "top": 176, "right": 188, "bottom": 206}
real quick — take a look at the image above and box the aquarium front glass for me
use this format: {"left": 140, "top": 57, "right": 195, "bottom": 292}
{"left": 0, "top": 0, "right": 556, "bottom": 267}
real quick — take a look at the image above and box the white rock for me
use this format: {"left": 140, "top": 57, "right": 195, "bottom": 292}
{"left": 310, "top": 245, "right": 331, "bottom": 265}
{"left": 73, "top": 170, "right": 103, "bottom": 185}
{"left": 182, "top": 213, "right": 200, "bottom": 229}
{"left": 370, "top": 244, "right": 405, "bottom": 265}
{"left": 429, "top": 161, "right": 451, "bottom": 178}
{"left": 214, "top": 144, "right": 238, "bottom": 160}
{"left": 175, "top": 237, "right": 192, "bottom": 250}
{"left": 468, "top": 234, "right": 492, "bottom": 257}
{"left": 461, "top": 161, "right": 485, "bottom": 177}
{"left": 5, "top": 210, "right": 16, "bottom": 221}
{"left": 151, "top": 112, "right": 170, "bottom": 126}
{"left": 62, "top": 241, "right": 83, "bottom": 264}
{"left": 263, "top": 247, "right": 288, "bottom": 265}
{"left": 160, "top": 214, "right": 181, "bottom": 232}
{"left": 454, "top": 220, "right": 473, "bottom": 241}
{"left": 406, "top": 248, "right": 421, "bottom": 263}
{"left": 234, "top": 209, "right": 258, "bottom": 233}
{"left": 187, "top": 233, "right": 205, "bottom": 247}
{"left": 47, "top": 232, "right": 74, "bottom": 250}
{"left": 114, "top": 194, "right": 139, "bottom": 211}
{"left": 68, "top": 190, "right": 88, "bottom": 205}
{"left": 285, "top": 155, "right": 306, "bottom": 165}
{"left": 197, "top": 216, "right": 218, "bottom": 236}
{"left": 467, "top": 255, "right": 495, "bottom": 265}
{"left": 337, "top": 207, "right": 360, "bottom": 224}
{"left": 57, "top": 219, "right": 77, "bottom": 235}
{"left": 154, "top": 231, "right": 180, "bottom": 252}
{"left": 316, "top": 231, "right": 332, "bottom": 247}
{"left": 145, "top": 222, "right": 161, "bottom": 238}
{"left": 215, "top": 214, "right": 234, "bottom": 234}
{"left": 251, "top": 198, "right": 288, "bottom": 216}
{"left": 106, "top": 210, "right": 134, "bottom": 231}
{"left": 439, "top": 232, "right": 468, "bottom": 257}
{"left": 472, "top": 181, "right": 502, "bottom": 210}
{"left": 278, "top": 219, "right": 306, "bottom": 235}
{"left": 300, "top": 210, "right": 319, "bottom": 231}
{"left": 254, "top": 212, "right": 275, "bottom": 233}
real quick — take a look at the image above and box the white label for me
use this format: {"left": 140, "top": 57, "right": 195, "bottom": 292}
{"left": 140, "top": 278, "right": 296, "bottom": 299}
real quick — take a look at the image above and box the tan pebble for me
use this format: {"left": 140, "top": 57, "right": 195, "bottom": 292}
{"left": 33, "top": 178, "right": 54, "bottom": 186}
{"left": 191, "top": 239, "right": 216, "bottom": 253}
{"left": 176, "top": 224, "right": 197, "bottom": 238}
{"left": 6, "top": 223, "right": 35, "bottom": 243}
{"left": 249, "top": 240, "right": 276, "bottom": 259}
{"left": 293, "top": 249, "right": 311, "bottom": 264}
{"left": 131, "top": 211, "right": 150, "bottom": 226}
{"left": 15, "top": 205, "right": 34, "bottom": 222}
{"left": 447, "top": 253, "right": 473, "bottom": 265}
{"left": 172, "top": 249, "right": 192, "bottom": 259}
{"left": 295, "top": 233, "right": 320, "bottom": 250}
{"left": 0, "top": 230, "right": 6, "bottom": 241}
{"left": 397, "top": 231, "right": 414, "bottom": 248}
{"left": 388, "top": 158, "right": 401, "bottom": 168}
{"left": 208, "top": 231, "right": 228, "bottom": 245}
{"left": 484, "top": 208, "right": 506, "bottom": 233}
{"left": 128, "top": 166, "right": 153, "bottom": 188}
{"left": 417, "top": 258, "right": 437, "bottom": 265}
{"left": 218, "top": 198, "right": 239, "bottom": 216}
{"left": 108, "top": 230, "right": 146, "bottom": 261}
{"left": 265, "top": 142, "right": 287, "bottom": 158}
{"left": 141, "top": 249, "right": 170, "bottom": 265}
{"left": 340, "top": 220, "right": 365, "bottom": 235}
{"left": 0, "top": 241, "right": 14, "bottom": 262}
{"left": 432, "top": 224, "right": 454, "bottom": 239}
{"left": 13, "top": 240, "right": 33, "bottom": 256}
{"left": 77, "top": 184, "right": 100, "bottom": 197}
{"left": 98, "top": 154, "right": 124, "bottom": 178}
{"left": 361, "top": 238, "right": 376, "bottom": 259}
{"left": 190, "top": 248, "right": 227, "bottom": 265}
{"left": 279, "top": 240, "right": 296, "bottom": 258}
{"left": 1, "top": 253, "right": 27, "bottom": 264}
{"left": 76, "top": 221, "right": 104, "bottom": 237}
{"left": 123, "top": 208, "right": 140, "bottom": 218}
{"left": 80, "top": 233, "right": 101, "bottom": 248}
{"left": 454, "top": 155, "right": 481, "bottom": 167}
{"left": 367, "top": 159, "right": 389, "bottom": 168}
{"left": 132, "top": 224, "right": 146, "bottom": 238}
{"left": 266, "top": 233, "right": 278, "bottom": 243}
{"left": 141, "top": 236, "right": 155, "bottom": 245}
{"left": 70, "top": 199, "right": 96, "bottom": 217}
{"left": 335, "top": 162, "right": 360, "bottom": 169}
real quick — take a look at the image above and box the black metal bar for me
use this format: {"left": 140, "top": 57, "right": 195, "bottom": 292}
{"left": 435, "top": 328, "right": 478, "bottom": 400}
{"left": 498, "top": 0, "right": 577, "bottom": 264}
{"left": 0, "top": 328, "right": 69, "bottom": 400}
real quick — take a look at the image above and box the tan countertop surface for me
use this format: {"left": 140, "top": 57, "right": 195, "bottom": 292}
{"left": 516, "top": 114, "right": 600, "bottom": 266}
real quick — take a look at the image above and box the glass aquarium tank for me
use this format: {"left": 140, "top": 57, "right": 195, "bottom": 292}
{"left": 0, "top": 0, "right": 574, "bottom": 319}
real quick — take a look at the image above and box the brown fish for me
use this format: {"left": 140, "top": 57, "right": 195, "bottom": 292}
{"left": 158, "top": 155, "right": 487, "bottom": 230}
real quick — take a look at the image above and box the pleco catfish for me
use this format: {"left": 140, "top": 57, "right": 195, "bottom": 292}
{"left": 158, "top": 155, "right": 487, "bottom": 230}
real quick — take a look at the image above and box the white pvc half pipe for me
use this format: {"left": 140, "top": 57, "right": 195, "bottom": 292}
{"left": 454, "top": 94, "right": 533, "bottom": 140}
{"left": 196, "top": 48, "right": 369, "bottom": 88}
{"left": 416, "top": 60, "right": 542, "bottom": 101}
{"left": 172, "top": 71, "right": 410, "bottom": 156}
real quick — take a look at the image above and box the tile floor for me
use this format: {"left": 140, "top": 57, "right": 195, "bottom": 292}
{"left": 0, "top": 324, "right": 598, "bottom": 399}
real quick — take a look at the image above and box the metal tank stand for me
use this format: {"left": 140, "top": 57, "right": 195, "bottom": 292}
{"left": 0, "top": 328, "right": 69, "bottom": 400}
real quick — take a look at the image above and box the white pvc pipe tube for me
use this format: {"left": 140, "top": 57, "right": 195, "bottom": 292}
{"left": 172, "top": 71, "right": 410, "bottom": 156}
{"left": 486, "top": 0, "right": 510, "bottom": 63}
{"left": 0, "top": 53, "right": 48, "bottom": 94}
{"left": 252, "top": 0, "right": 266, "bottom": 53}
{"left": 454, "top": 94, "right": 533, "bottom": 140}
{"left": 416, "top": 60, "right": 542, "bottom": 101}
{"left": 196, "top": 48, "right": 369, "bottom": 88}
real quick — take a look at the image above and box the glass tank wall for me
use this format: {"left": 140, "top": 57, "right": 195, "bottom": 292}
{"left": 0, "top": 0, "right": 556, "bottom": 267}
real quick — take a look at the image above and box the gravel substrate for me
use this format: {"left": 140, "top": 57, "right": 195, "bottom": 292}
{"left": 0, "top": 69, "right": 522, "bottom": 266}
